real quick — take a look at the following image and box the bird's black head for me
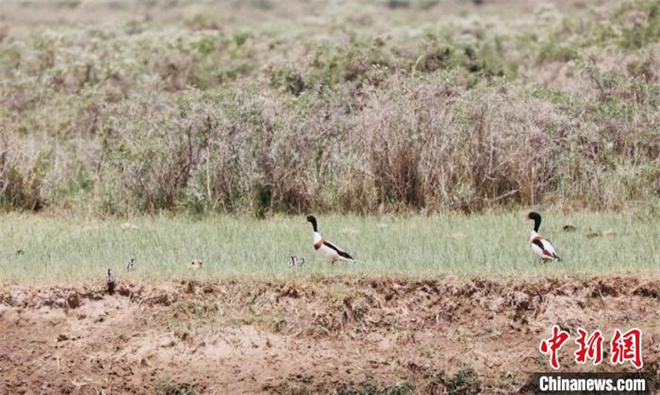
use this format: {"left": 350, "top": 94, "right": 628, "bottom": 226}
{"left": 306, "top": 215, "right": 318, "bottom": 232}
{"left": 527, "top": 212, "right": 542, "bottom": 232}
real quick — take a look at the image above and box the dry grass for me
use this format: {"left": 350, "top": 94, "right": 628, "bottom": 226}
{"left": 0, "top": 0, "right": 658, "bottom": 215}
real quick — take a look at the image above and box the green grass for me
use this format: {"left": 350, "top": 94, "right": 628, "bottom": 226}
{"left": 1, "top": 211, "right": 658, "bottom": 284}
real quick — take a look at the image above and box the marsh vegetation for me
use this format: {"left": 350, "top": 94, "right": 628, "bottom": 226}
{"left": 1, "top": 0, "right": 658, "bottom": 216}
{"left": 1, "top": 211, "right": 657, "bottom": 283}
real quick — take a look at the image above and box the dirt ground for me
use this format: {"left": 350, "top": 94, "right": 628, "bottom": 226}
{"left": 1, "top": 276, "right": 658, "bottom": 394}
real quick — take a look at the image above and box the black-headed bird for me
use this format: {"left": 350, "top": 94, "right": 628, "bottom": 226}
{"left": 305, "top": 215, "right": 354, "bottom": 263}
{"left": 526, "top": 212, "right": 560, "bottom": 261}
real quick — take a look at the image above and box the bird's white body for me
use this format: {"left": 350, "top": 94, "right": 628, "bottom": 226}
{"left": 313, "top": 231, "right": 354, "bottom": 263}
{"left": 189, "top": 259, "right": 204, "bottom": 270}
{"left": 530, "top": 230, "right": 559, "bottom": 261}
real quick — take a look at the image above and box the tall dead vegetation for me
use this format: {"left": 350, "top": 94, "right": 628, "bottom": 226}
{"left": 0, "top": 1, "right": 659, "bottom": 215}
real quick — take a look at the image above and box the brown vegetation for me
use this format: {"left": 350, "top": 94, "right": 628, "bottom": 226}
{"left": 0, "top": 0, "right": 659, "bottom": 215}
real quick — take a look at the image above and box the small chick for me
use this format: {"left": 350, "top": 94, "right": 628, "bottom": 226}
{"left": 106, "top": 269, "right": 116, "bottom": 295}
{"left": 126, "top": 258, "right": 136, "bottom": 272}
{"left": 288, "top": 256, "right": 305, "bottom": 268}
{"left": 189, "top": 259, "right": 204, "bottom": 270}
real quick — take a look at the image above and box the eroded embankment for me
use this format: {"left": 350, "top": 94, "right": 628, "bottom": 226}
{"left": 0, "top": 276, "right": 658, "bottom": 394}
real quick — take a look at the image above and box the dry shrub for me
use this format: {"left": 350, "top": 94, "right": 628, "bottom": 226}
{"left": 98, "top": 90, "right": 214, "bottom": 213}
{"left": 0, "top": 137, "right": 45, "bottom": 211}
{"left": 5, "top": 68, "right": 659, "bottom": 215}
{"left": 1, "top": 1, "right": 659, "bottom": 215}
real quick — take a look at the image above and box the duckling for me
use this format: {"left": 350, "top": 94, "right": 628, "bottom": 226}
{"left": 188, "top": 259, "right": 204, "bottom": 270}
{"left": 106, "top": 269, "right": 116, "bottom": 295}
{"left": 288, "top": 256, "right": 305, "bottom": 268}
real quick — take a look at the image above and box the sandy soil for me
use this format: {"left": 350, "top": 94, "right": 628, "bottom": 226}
{"left": 1, "top": 276, "right": 658, "bottom": 394}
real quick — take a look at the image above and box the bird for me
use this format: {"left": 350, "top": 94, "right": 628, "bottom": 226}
{"left": 106, "top": 269, "right": 116, "bottom": 294}
{"left": 289, "top": 256, "right": 305, "bottom": 268}
{"left": 525, "top": 212, "right": 560, "bottom": 261}
{"left": 305, "top": 215, "right": 354, "bottom": 263}
{"left": 126, "top": 258, "right": 136, "bottom": 271}
{"left": 188, "top": 259, "right": 204, "bottom": 270}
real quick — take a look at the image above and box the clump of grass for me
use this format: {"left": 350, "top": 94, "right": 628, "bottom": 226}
{"left": 336, "top": 376, "right": 414, "bottom": 395}
{"left": 0, "top": 147, "right": 46, "bottom": 211}
{"left": 154, "top": 378, "right": 198, "bottom": 395}
{"left": 443, "top": 369, "right": 482, "bottom": 394}
{"left": 420, "top": 369, "right": 482, "bottom": 394}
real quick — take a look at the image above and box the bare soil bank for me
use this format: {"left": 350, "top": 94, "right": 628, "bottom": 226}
{"left": 1, "top": 276, "right": 658, "bottom": 394}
